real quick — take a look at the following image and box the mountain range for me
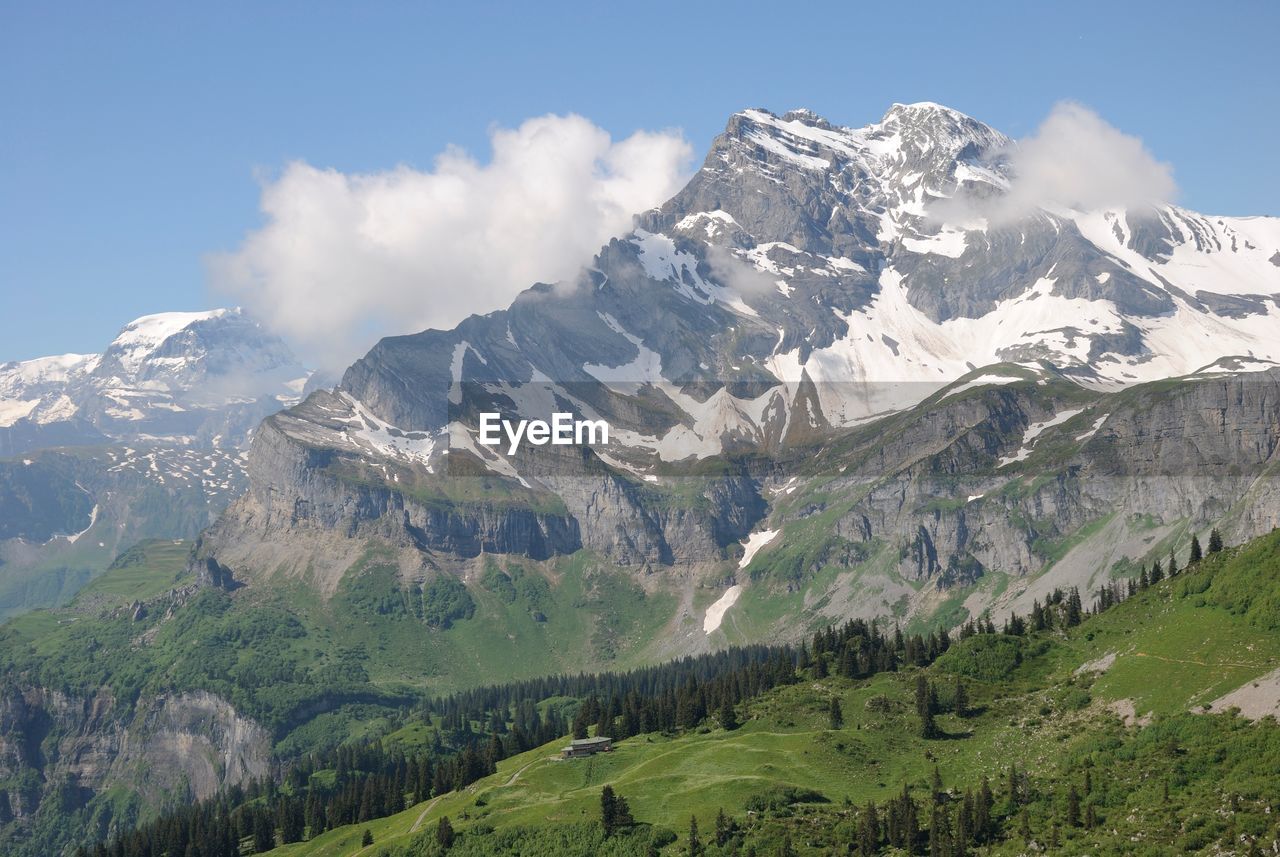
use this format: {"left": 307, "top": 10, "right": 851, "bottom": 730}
{"left": 2, "top": 101, "right": 1280, "bottom": 856}
{"left": 197, "top": 101, "right": 1280, "bottom": 634}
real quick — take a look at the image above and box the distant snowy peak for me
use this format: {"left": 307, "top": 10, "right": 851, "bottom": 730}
{"left": 104, "top": 308, "right": 234, "bottom": 375}
{"left": 0, "top": 307, "right": 310, "bottom": 450}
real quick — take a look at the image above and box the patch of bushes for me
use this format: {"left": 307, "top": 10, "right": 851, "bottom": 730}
{"left": 934, "top": 634, "right": 1023, "bottom": 681}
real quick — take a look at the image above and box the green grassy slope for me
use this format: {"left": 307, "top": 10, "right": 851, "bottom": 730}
{"left": 259, "top": 531, "right": 1280, "bottom": 856}
{"left": 0, "top": 541, "right": 679, "bottom": 750}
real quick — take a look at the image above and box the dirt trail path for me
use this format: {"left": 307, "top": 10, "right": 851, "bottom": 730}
{"left": 408, "top": 795, "right": 444, "bottom": 834}
{"left": 1134, "top": 651, "right": 1263, "bottom": 669}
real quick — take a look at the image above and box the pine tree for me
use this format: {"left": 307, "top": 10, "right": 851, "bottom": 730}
{"left": 953, "top": 677, "right": 969, "bottom": 718}
{"left": 1065, "top": 588, "right": 1083, "bottom": 626}
{"left": 714, "top": 808, "right": 732, "bottom": 847}
{"left": 975, "top": 776, "right": 993, "bottom": 843}
{"left": 688, "top": 815, "right": 704, "bottom": 857}
{"left": 279, "top": 797, "right": 305, "bottom": 844}
{"left": 436, "top": 815, "right": 455, "bottom": 850}
{"left": 1066, "top": 785, "right": 1081, "bottom": 827}
{"left": 601, "top": 785, "right": 618, "bottom": 836}
{"left": 252, "top": 810, "right": 274, "bottom": 854}
{"left": 1168, "top": 547, "right": 1178, "bottom": 576}
{"left": 1150, "top": 558, "right": 1164, "bottom": 584}
{"left": 1006, "top": 763, "right": 1021, "bottom": 812}
{"left": 719, "top": 700, "right": 738, "bottom": 731}
{"left": 361, "top": 829, "right": 373, "bottom": 846}
{"left": 828, "top": 697, "right": 844, "bottom": 730}
{"left": 1189, "top": 534, "right": 1203, "bottom": 564}
{"left": 305, "top": 792, "right": 326, "bottom": 838}
{"left": 1209, "top": 528, "right": 1224, "bottom": 553}
{"left": 858, "top": 802, "right": 879, "bottom": 856}
{"left": 916, "top": 675, "right": 940, "bottom": 738}
{"left": 920, "top": 707, "right": 939, "bottom": 739}
{"left": 571, "top": 706, "right": 590, "bottom": 740}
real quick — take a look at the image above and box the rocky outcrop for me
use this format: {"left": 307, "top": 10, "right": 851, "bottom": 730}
{"left": 807, "top": 370, "right": 1280, "bottom": 587}
{"left": 0, "top": 685, "right": 270, "bottom": 849}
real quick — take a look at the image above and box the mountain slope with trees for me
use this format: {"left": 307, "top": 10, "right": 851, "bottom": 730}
{"left": 71, "top": 526, "right": 1280, "bottom": 856}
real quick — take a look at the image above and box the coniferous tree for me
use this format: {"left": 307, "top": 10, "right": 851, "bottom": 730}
{"left": 916, "top": 675, "right": 940, "bottom": 738}
{"left": 975, "top": 776, "right": 993, "bottom": 842}
{"left": 828, "top": 697, "right": 844, "bottom": 730}
{"left": 688, "top": 815, "right": 704, "bottom": 857}
{"left": 1066, "top": 785, "right": 1081, "bottom": 827}
{"left": 714, "top": 808, "right": 732, "bottom": 847}
{"left": 1168, "top": 547, "right": 1178, "bottom": 576}
{"left": 1150, "top": 559, "right": 1164, "bottom": 585}
{"left": 279, "top": 797, "right": 305, "bottom": 844}
{"left": 436, "top": 815, "right": 455, "bottom": 850}
{"left": 1065, "top": 588, "right": 1083, "bottom": 626}
{"left": 719, "top": 700, "right": 738, "bottom": 731}
{"left": 1209, "top": 528, "right": 1224, "bottom": 553}
{"left": 1189, "top": 534, "right": 1203, "bottom": 564}
{"left": 601, "top": 785, "right": 618, "bottom": 836}
{"left": 858, "top": 802, "right": 880, "bottom": 856}
{"left": 571, "top": 706, "right": 590, "bottom": 740}
{"left": 361, "top": 829, "right": 374, "bottom": 846}
{"left": 252, "top": 810, "right": 274, "bottom": 854}
{"left": 953, "top": 677, "right": 969, "bottom": 718}
{"left": 305, "top": 792, "right": 325, "bottom": 838}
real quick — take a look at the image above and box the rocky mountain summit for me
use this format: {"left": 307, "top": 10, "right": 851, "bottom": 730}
{"left": 196, "top": 102, "right": 1280, "bottom": 633}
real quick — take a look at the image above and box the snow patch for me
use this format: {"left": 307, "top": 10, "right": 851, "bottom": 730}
{"left": 739, "top": 528, "right": 780, "bottom": 569}
{"left": 703, "top": 585, "right": 743, "bottom": 634}
{"left": 998, "top": 408, "right": 1085, "bottom": 466}
{"left": 65, "top": 504, "right": 99, "bottom": 544}
{"left": 942, "top": 373, "right": 1022, "bottom": 399}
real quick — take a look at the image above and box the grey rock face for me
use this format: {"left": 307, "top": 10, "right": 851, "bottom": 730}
{"left": 0, "top": 686, "right": 270, "bottom": 847}
{"left": 196, "top": 102, "right": 1280, "bottom": 612}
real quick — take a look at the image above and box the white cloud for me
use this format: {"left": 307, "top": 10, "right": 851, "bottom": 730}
{"left": 934, "top": 102, "right": 1177, "bottom": 225}
{"left": 209, "top": 115, "right": 693, "bottom": 370}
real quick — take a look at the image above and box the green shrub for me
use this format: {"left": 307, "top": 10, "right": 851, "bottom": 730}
{"left": 422, "top": 574, "right": 476, "bottom": 629}
{"left": 935, "top": 634, "right": 1023, "bottom": 681}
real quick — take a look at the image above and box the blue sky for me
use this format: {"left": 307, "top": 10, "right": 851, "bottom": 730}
{"left": 2, "top": 0, "right": 1277, "bottom": 362}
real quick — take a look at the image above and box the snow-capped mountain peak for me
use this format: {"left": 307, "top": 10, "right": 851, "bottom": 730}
{"left": 284, "top": 101, "right": 1280, "bottom": 485}
{"left": 0, "top": 307, "right": 310, "bottom": 452}
{"left": 105, "top": 308, "right": 234, "bottom": 374}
